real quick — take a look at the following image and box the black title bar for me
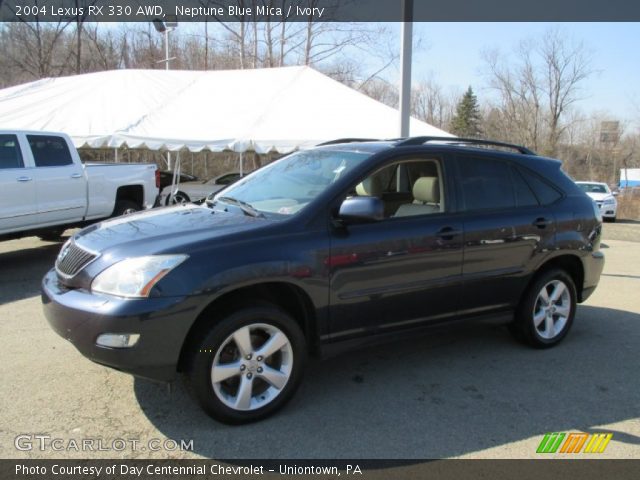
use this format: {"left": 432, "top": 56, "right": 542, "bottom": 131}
{"left": 3, "top": 459, "right": 640, "bottom": 480}
{"left": 1, "top": 0, "right": 640, "bottom": 22}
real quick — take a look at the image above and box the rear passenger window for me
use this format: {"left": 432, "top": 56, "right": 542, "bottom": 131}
{"left": 0, "top": 135, "right": 24, "bottom": 169}
{"left": 510, "top": 166, "right": 539, "bottom": 207}
{"left": 518, "top": 167, "right": 563, "bottom": 205}
{"left": 457, "top": 156, "right": 515, "bottom": 211}
{"left": 27, "top": 135, "right": 73, "bottom": 167}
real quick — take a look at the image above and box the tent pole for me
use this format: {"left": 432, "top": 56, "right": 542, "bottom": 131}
{"left": 167, "top": 151, "right": 172, "bottom": 170}
{"left": 239, "top": 152, "right": 244, "bottom": 177}
{"left": 115, "top": 148, "right": 118, "bottom": 163}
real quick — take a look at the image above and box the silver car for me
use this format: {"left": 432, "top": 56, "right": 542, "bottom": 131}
{"left": 575, "top": 181, "right": 618, "bottom": 222}
{"left": 163, "top": 172, "right": 242, "bottom": 205}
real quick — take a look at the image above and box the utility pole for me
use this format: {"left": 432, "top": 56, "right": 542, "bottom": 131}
{"left": 153, "top": 19, "right": 178, "bottom": 70}
{"left": 399, "top": 0, "right": 413, "bottom": 138}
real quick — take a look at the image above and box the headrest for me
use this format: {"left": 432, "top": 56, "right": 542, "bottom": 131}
{"left": 413, "top": 177, "right": 440, "bottom": 204}
{"left": 356, "top": 175, "right": 383, "bottom": 197}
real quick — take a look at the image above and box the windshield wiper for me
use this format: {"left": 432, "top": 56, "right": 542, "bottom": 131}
{"left": 216, "top": 196, "right": 264, "bottom": 218}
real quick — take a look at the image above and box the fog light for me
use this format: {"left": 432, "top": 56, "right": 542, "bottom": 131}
{"left": 96, "top": 333, "right": 140, "bottom": 348}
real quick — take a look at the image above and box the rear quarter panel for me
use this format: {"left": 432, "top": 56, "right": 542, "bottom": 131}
{"left": 84, "top": 163, "right": 157, "bottom": 219}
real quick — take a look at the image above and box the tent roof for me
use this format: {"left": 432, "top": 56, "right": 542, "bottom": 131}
{"left": 0, "top": 66, "right": 452, "bottom": 153}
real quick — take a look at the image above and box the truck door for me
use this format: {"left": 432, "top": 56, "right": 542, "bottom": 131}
{"left": 26, "top": 134, "right": 86, "bottom": 225}
{"left": 0, "top": 133, "right": 38, "bottom": 234}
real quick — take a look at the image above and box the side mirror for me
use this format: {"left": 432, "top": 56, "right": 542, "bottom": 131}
{"left": 338, "top": 197, "right": 384, "bottom": 223}
{"left": 612, "top": 191, "right": 619, "bottom": 196}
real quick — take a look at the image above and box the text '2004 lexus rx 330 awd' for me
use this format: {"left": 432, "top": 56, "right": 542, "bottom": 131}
{"left": 43, "top": 137, "right": 604, "bottom": 424}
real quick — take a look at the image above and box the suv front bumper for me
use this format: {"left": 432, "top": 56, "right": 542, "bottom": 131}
{"left": 41, "top": 269, "right": 198, "bottom": 382}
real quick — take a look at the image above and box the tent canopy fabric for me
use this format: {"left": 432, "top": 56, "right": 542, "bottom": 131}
{"left": 0, "top": 66, "right": 452, "bottom": 153}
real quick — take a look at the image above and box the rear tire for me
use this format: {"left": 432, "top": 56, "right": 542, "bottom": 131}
{"left": 184, "top": 305, "right": 306, "bottom": 424}
{"left": 112, "top": 200, "right": 140, "bottom": 217}
{"left": 509, "top": 268, "right": 577, "bottom": 348}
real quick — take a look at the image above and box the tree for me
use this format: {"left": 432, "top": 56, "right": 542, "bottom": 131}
{"left": 450, "top": 86, "right": 482, "bottom": 137}
{"left": 483, "top": 27, "right": 593, "bottom": 155}
{"left": 410, "top": 76, "right": 458, "bottom": 130}
{"left": 2, "top": 20, "right": 71, "bottom": 80}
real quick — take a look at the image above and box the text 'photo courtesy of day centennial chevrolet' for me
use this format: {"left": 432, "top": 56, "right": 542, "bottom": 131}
{"left": 42, "top": 137, "right": 604, "bottom": 424}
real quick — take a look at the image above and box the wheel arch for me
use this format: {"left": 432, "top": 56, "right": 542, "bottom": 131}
{"left": 529, "top": 253, "right": 585, "bottom": 302}
{"left": 115, "top": 185, "right": 144, "bottom": 209}
{"left": 177, "top": 281, "right": 320, "bottom": 373}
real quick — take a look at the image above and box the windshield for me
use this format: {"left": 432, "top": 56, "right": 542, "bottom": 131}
{"left": 577, "top": 183, "right": 609, "bottom": 194}
{"left": 213, "top": 149, "right": 369, "bottom": 215}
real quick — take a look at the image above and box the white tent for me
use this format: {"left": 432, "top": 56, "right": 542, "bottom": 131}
{"left": 0, "top": 66, "right": 452, "bottom": 153}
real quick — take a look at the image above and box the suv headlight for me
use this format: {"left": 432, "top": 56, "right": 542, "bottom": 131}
{"left": 91, "top": 255, "right": 188, "bottom": 298}
{"left": 602, "top": 196, "right": 616, "bottom": 205}
{"left": 591, "top": 200, "right": 603, "bottom": 222}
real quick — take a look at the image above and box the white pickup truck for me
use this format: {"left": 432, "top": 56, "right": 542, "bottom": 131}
{"left": 0, "top": 130, "right": 158, "bottom": 240}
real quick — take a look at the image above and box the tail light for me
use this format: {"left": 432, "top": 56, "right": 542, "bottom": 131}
{"left": 155, "top": 169, "right": 161, "bottom": 189}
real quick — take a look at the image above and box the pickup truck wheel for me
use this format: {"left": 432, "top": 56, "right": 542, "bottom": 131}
{"left": 509, "top": 269, "right": 576, "bottom": 348}
{"left": 184, "top": 305, "right": 306, "bottom": 424}
{"left": 113, "top": 200, "right": 140, "bottom": 217}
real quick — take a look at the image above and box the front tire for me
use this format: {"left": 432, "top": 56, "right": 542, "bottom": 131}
{"left": 509, "top": 269, "right": 577, "bottom": 348}
{"left": 184, "top": 305, "right": 306, "bottom": 424}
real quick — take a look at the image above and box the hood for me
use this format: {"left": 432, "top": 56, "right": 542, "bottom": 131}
{"left": 584, "top": 192, "right": 615, "bottom": 202}
{"left": 74, "top": 204, "right": 269, "bottom": 253}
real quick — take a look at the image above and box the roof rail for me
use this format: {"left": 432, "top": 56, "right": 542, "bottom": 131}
{"left": 316, "top": 138, "right": 381, "bottom": 146}
{"left": 395, "top": 136, "right": 536, "bottom": 155}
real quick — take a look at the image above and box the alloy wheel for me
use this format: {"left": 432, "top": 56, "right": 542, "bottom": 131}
{"left": 210, "top": 323, "right": 293, "bottom": 411}
{"left": 532, "top": 280, "right": 572, "bottom": 340}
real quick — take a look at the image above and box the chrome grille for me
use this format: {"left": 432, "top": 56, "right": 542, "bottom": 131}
{"left": 55, "top": 242, "right": 97, "bottom": 277}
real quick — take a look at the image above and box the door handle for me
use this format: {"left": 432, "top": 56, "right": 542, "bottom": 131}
{"left": 533, "top": 217, "right": 550, "bottom": 229}
{"left": 70, "top": 173, "right": 83, "bottom": 179}
{"left": 436, "top": 226, "right": 462, "bottom": 240}
{"left": 16, "top": 176, "right": 32, "bottom": 182}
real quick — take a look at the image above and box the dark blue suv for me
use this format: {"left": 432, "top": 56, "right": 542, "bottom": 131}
{"left": 42, "top": 137, "right": 604, "bottom": 424}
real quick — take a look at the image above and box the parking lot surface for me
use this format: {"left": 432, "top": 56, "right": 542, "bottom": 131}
{"left": 1, "top": 224, "right": 639, "bottom": 459}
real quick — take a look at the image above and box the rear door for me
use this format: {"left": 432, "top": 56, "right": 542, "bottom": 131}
{"left": 455, "top": 154, "right": 558, "bottom": 315}
{"left": 26, "top": 134, "right": 86, "bottom": 225}
{"left": 328, "top": 155, "right": 464, "bottom": 341}
{"left": 0, "top": 133, "right": 37, "bottom": 234}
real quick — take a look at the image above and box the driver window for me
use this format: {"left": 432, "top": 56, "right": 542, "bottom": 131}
{"left": 353, "top": 159, "right": 445, "bottom": 218}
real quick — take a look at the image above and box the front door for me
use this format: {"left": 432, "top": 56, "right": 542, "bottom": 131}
{"left": 0, "top": 133, "right": 37, "bottom": 234}
{"left": 328, "top": 156, "right": 464, "bottom": 341}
